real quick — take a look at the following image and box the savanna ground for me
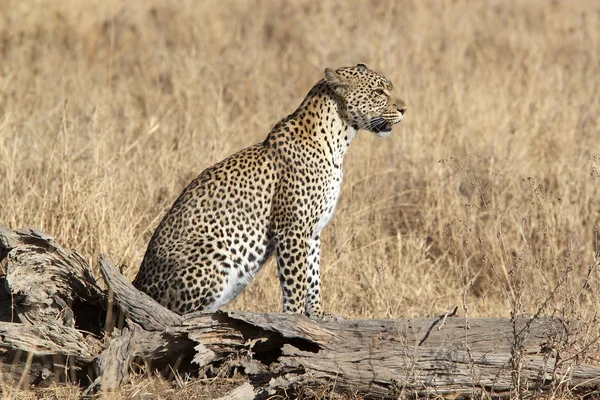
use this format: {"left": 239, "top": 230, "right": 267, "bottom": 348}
{"left": 0, "top": 0, "right": 599, "bottom": 398}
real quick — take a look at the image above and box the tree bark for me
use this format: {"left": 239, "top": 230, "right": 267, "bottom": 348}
{"left": 0, "top": 321, "right": 99, "bottom": 387}
{"left": 0, "top": 225, "right": 106, "bottom": 333}
{"left": 1, "top": 224, "right": 599, "bottom": 398}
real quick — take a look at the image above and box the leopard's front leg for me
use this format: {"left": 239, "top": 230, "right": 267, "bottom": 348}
{"left": 305, "top": 236, "right": 324, "bottom": 318}
{"left": 275, "top": 232, "right": 309, "bottom": 314}
{"left": 305, "top": 236, "right": 345, "bottom": 320}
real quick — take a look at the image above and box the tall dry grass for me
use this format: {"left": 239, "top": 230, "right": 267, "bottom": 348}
{"left": 1, "top": 0, "right": 599, "bottom": 324}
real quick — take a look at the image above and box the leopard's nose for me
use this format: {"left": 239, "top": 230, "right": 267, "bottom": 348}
{"left": 395, "top": 98, "right": 407, "bottom": 115}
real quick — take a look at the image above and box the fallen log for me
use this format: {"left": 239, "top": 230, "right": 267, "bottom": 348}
{"left": 97, "top": 237, "right": 600, "bottom": 398}
{"left": 0, "top": 225, "right": 106, "bottom": 333}
{"left": 0, "top": 225, "right": 107, "bottom": 387}
{"left": 1, "top": 224, "right": 599, "bottom": 398}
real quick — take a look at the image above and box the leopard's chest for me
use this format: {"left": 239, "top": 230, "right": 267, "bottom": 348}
{"left": 313, "top": 166, "right": 343, "bottom": 238}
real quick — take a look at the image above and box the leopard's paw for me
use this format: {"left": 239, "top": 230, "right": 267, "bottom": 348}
{"left": 310, "top": 311, "right": 347, "bottom": 322}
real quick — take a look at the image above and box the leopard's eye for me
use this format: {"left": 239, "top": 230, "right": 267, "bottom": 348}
{"left": 374, "top": 88, "right": 386, "bottom": 96}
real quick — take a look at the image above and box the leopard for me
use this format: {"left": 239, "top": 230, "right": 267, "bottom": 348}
{"left": 133, "top": 63, "right": 407, "bottom": 318}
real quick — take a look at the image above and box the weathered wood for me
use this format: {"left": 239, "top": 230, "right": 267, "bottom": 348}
{"left": 85, "top": 321, "right": 196, "bottom": 393}
{"left": 215, "top": 382, "right": 257, "bottom": 400}
{"left": 0, "top": 321, "right": 100, "bottom": 387}
{"left": 1, "top": 224, "right": 600, "bottom": 398}
{"left": 99, "top": 254, "right": 182, "bottom": 331}
{"left": 98, "top": 251, "right": 600, "bottom": 398}
{"left": 185, "top": 312, "right": 600, "bottom": 398}
{"left": 0, "top": 225, "right": 106, "bottom": 333}
{"left": 0, "top": 224, "right": 108, "bottom": 386}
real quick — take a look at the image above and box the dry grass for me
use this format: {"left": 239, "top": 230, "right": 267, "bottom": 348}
{"left": 1, "top": 0, "right": 600, "bottom": 397}
{"left": 0, "top": 375, "right": 244, "bottom": 399}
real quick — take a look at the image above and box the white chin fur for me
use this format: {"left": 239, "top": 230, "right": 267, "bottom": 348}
{"left": 376, "top": 129, "right": 392, "bottom": 138}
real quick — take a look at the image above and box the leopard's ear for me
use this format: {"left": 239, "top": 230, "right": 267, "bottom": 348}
{"left": 324, "top": 68, "right": 349, "bottom": 96}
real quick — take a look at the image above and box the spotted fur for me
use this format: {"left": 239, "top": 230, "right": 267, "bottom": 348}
{"left": 133, "top": 64, "right": 407, "bottom": 318}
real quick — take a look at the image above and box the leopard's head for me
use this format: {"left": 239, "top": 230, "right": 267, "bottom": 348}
{"left": 325, "top": 63, "right": 406, "bottom": 137}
